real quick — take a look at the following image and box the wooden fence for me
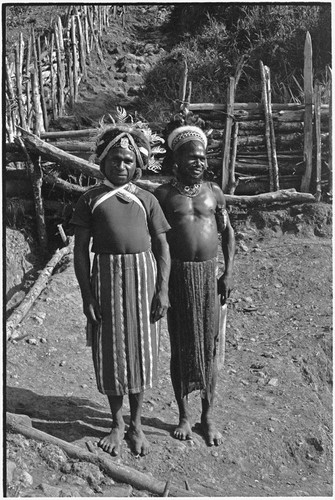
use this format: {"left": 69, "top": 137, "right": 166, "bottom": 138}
{"left": 6, "top": 26, "right": 331, "bottom": 212}
{"left": 178, "top": 32, "right": 331, "bottom": 198}
{"left": 5, "top": 5, "right": 127, "bottom": 138}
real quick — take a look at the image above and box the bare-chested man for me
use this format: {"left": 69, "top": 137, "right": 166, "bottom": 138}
{"left": 155, "top": 125, "right": 235, "bottom": 446}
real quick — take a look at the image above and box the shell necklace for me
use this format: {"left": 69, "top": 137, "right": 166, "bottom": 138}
{"left": 170, "top": 177, "right": 202, "bottom": 197}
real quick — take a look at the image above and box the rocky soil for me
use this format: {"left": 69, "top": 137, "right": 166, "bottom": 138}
{"left": 5, "top": 4, "right": 333, "bottom": 498}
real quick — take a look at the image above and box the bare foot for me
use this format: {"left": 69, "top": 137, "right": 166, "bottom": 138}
{"left": 174, "top": 418, "right": 193, "bottom": 441}
{"left": 201, "top": 419, "right": 223, "bottom": 446}
{"left": 98, "top": 424, "right": 125, "bottom": 456}
{"left": 126, "top": 427, "right": 150, "bottom": 456}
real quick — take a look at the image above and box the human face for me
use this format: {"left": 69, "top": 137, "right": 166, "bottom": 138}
{"left": 103, "top": 147, "right": 137, "bottom": 186}
{"left": 175, "top": 141, "right": 206, "bottom": 184}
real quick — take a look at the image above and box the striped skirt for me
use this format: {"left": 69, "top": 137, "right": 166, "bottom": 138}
{"left": 89, "top": 250, "right": 159, "bottom": 396}
{"left": 168, "top": 257, "right": 222, "bottom": 398}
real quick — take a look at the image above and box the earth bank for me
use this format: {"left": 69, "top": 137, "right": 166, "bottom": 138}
{"left": 6, "top": 202, "right": 333, "bottom": 497}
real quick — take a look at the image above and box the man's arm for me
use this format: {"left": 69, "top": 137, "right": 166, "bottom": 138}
{"left": 73, "top": 226, "right": 101, "bottom": 324}
{"left": 212, "top": 183, "right": 236, "bottom": 304}
{"left": 150, "top": 232, "right": 171, "bottom": 322}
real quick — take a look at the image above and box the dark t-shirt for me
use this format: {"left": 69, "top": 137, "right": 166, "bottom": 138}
{"left": 71, "top": 183, "right": 170, "bottom": 254}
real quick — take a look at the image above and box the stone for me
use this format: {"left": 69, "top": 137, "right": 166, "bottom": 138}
{"left": 268, "top": 378, "right": 279, "bottom": 386}
{"left": 102, "top": 484, "right": 133, "bottom": 497}
{"left": 21, "top": 471, "right": 33, "bottom": 486}
{"left": 6, "top": 460, "right": 16, "bottom": 483}
{"left": 27, "top": 338, "right": 37, "bottom": 345}
{"left": 38, "top": 483, "right": 62, "bottom": 496}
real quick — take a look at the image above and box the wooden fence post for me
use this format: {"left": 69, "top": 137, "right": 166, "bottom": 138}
{"left": 260, "top": 61, "right": 274, "bottom": 191}
{"left": 5, "top": 57, "right": 17, "bottom": 133}
{"left": 300, "top": 31, "right": 313, "bottom": 192}
{"left": 71, "top": 15, "right": 79, "bottom": 102}
{"left": 265, "top": 65, "right": 280, "bottom": 190}
{"left": 75, "top": 8, "right": 87, "bottom": 79}
{"left": 26, "top": 35, "right": 33, "bottom": 131}
{"left": 314, "top": 83, "right": 322, "bottom": 201}
{"left": 31, "top": 32, "right": 44, "bottom": 135}
{"left": 49, "top": 33, "right": 57, "bottom": 120}
{"left": 36, "top": 36, "right": 49, "bottom": 130}
{"left": 15, "top": 35, "right": 26, "bottom": 128}
{"left": 55, "top": 17, "right": 66, "bottom": 117}
{"left": 228, "top": 121, "right": 239, "bottom": 194}
{"left": 16, "top": 137, "right": 48, "bottom": 252}
{"left": 221, "top": 76, "right": 235, "bottom": 192}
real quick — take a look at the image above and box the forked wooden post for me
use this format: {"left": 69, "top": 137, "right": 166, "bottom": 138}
{"left": 221, "top": 76, "right": 235, "bottom": 192}
{"left": 314, "top": 83, "right": 322, "bottom": 201}
{"left": 300, "top": 32, "right": 313, "bottom": 192}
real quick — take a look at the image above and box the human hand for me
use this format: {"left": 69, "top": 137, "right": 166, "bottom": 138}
{"left": 217, "top": 274, "right": 233, "bottom": 305}
{"left": 83, "top": 295, "right": 102, "bottom": 324}
{"left": 151, "top": 290, "right": 169, "bottom": 322}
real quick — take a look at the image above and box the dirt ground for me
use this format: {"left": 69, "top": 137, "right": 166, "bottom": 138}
{"left": 6, "top": 203, "right": 333, "bottom": 497}
{"left": 5, "top": 5, "right": 333, "bottom": 497}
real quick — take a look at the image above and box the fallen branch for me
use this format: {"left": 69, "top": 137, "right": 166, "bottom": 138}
{"left": 17, "top": 126, "right": 103, "bottom": 180}
{"left": 6, "top": 413, "right": 197, "bottom": 497}
{"left": 43, "top": 172, "right": 88, "bottom": 193}
{"left": 7, "top": 238, "right": 74, "bottom": 341}
{"left": 224, "top": 189, "right": 315, "bottom": 206}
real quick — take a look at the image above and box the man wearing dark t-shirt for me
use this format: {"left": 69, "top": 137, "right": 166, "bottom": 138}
{"left": 71, "top": 125, "right": 170, "bottom": 457}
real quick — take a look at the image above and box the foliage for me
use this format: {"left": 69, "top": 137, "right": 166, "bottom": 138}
{"left": 141, "top": 3, "right": 331, "bottom": 109}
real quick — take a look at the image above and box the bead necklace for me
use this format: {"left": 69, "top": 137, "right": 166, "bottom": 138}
{"left": 170, "top": 178, "right": 202, "bottom": 197}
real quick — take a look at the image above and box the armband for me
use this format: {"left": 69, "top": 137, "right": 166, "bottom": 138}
{"left": 215, "top": 205, "right": 228, "bottom": 232}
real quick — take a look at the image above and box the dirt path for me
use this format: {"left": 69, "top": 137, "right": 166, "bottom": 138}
{"left": 6, "top": 208, "right": 332, "bottom": 497}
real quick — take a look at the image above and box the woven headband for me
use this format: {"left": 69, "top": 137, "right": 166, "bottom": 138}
{"left": 97, "top": 132, "right": 148, "bottom": 169}
{"left": 167, "top": 126, "right": 207, "bottom": 152}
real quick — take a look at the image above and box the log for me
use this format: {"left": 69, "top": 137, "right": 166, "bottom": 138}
{"left": 47, "top": 140, "right": 94, "bottom": 152}
{"left": 224, "top": 189, "right": 315, "bottom": 206}
{"left": 17, "top": 127, "right": 103, "bottom": 180}
{"left": 7, "top": 239, "right": 74, "bottom": 341}
{"left": 40, "top": 122, "right": 165, "bottom": 140}
{"left": 314, "top": 83, "right": 322, "bottom": 201}
{"left": 6, "top": 198, "right": 76, "bottom": 217}
{"left": 43, "top": 172, "right": 88, "bottom": 193}
{"left": 190, "top": 101, "right": 328, "bottom": 112}
{"left": 6, "top": 412, "right": 196, "bottom": 497}
{"left": 300, "top": 32, "right": 314, "bottom": 192}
